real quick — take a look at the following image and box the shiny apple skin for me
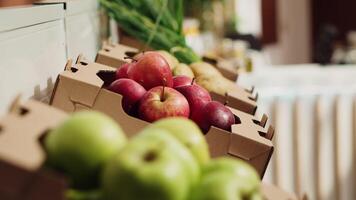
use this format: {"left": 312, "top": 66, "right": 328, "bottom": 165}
{"left": 139, "top": 86, "right": 190, "bottom": 122}
{"left": 128, "top": 52, "right": 173, "bottom": 90}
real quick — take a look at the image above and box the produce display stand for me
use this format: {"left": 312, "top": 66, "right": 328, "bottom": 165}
{"left": 50, "top": 56, "right": 274, "bottom": 177}
{"left": 0, "top": 2, "right": 300, "bottom": 199}
{"left": 96, "top": 43, "right": 258, "bottom": 115}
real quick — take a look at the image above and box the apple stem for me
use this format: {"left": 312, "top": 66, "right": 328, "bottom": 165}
{"left": 161, "top": 78, "right": 167, "bottom": 101}
{"left": 124, "top": 56, "right": 138, "bottom": 62}
{"left": 191, "top": 78, "right": 195, "bottom": 85}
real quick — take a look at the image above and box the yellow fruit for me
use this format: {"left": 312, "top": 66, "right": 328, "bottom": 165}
{"left": 173, "top": 63, "right": 195, "bottom": 78}
{"left": 190, "top": 62, "right": 237, "bottom": 96}
{"left": 189, "top": 62, "right": 223, "bottom": 78}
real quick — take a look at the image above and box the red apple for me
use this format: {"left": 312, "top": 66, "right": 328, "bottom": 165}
{"left": 116, "top": 63, "right": 132, "bottom": 79}
{"left": 190, "top": 99, "right": 211, "bottom": 133}
{"left": 191, "top": 101, "right": 235, "bottom": 133}
{"left": 175, "top": 80, "right": 212, "bottom": 114}
{"left": 204, "top": 101, "right": 235, "bottom": 132}
{"left": 128, "top": 52, "right": 173, "bottom": 90}
{"left": 173, "top": 75, "right": 196, "bottom": 88}
{"left": 108, "top": 78, "right": 147, "bottom": 116}
{"left": 139, "top": 86, "right": 190, "bottom": 122}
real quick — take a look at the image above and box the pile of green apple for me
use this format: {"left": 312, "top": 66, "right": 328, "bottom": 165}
{"left": 44, "top": 111, "right": 262, "bottom": 200}
{"left": 108, "top": 51, "right": 235, "bottom": 133}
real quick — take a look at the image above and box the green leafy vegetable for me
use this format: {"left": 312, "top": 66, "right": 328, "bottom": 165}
{"left": 101, "top": 0, "right": 200, "bottom": 64}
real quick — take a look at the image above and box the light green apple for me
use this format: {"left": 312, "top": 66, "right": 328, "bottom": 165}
{"left": 150, "top": 117, "right": 210, "bottom": 166}
{"left": 101, "top": 128, "right": 197, "bottom": 200}
{"left": 190, "top": 171, "right": 262, "bottom": 200}
{"left": 202, "top": 157, "right": 261, "bottom": 194}
{"left": 45, "top": 111, "right": 126, "bottom": 189}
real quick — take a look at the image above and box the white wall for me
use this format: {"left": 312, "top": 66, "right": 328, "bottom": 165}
{"left": 264, "top": 0, "right": 312, "bottom": 65}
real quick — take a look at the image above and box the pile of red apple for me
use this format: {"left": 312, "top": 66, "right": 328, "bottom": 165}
{"left": 108, "top": 51, "right": 235, "bottom": 133}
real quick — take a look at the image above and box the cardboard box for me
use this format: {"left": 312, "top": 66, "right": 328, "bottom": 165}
{"left": 0, "top": 99, "right": 68, "bottom": 200}
{"left": 50, "top": 57, "right": 274, "bottom": 177}
{"left": 96, "top": 43, "right": 258, "bottom": 115}
{"left": 262, "top": 184, "right": 299, "bottom": 200}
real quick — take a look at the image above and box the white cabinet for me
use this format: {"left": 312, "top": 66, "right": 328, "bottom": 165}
{"left": 0, "top": 5, "right": 67, "bottom": 114}
{"left": 36, "top": 0, "right": 101, "bottom": 61}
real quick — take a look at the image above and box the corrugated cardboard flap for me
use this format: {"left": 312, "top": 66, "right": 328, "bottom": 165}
{"left": 0, "top": 99, "right": 68, "bottom": 199}
{"left": 58, "top": 59, "right": 116, "bottom": 108}
{"left": 96, "top": 43, "right": 139, "bottom": 68}
{"left": 229, "top": 107, "right": 274, "bottom": 162}
{"left": 227, "top": 85, "right": 258, "bottom": 115}
{"left": 0, "top": 100, "right": 67, "bottom": 171}
{"left": 205, "top": 127, "right": 231, "bottom": 157}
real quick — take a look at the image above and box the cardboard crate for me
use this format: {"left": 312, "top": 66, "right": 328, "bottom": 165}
{"left": 50, "top": 57, "right": 274, "bottom": 177}
{"left": 0, "top": 99, "right": 68, "bottom": 200}
{"left": 96, "top": 43, "right": 258, "bottom": 115}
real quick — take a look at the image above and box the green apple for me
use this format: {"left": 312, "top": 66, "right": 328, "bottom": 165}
{"left": 150, "top": 117, "right": 210, "bottom": 166}
{"left": 190, "top": 171, "right": 262, "bottom": 200}
{"left": 45, "top": 111, "right": 126, "bottom": 189}
{"left": 101, "top": 128, "right": 197, "bottom": 200}
{"left": 134, "top": 128, "right": 200, "bottom": 186}
{"left": 202, "top": 157, "right": 260, "bottom": 194}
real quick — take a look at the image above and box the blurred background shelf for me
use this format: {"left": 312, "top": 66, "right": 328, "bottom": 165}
{"left": 0, "top": 4, "right": 66, "bottom": 114}
{"left": 240, "top": 65, "right": 356, "bottom": 200}
{"left": 0, "top": 0, "right": 105, "bottom": 115}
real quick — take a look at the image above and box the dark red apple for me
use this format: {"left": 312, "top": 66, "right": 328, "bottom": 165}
{"left": 139, "top": 86, "right": 190, "bottom": 122}
{"left": 175, "top": 80, "right": 212, "bottom": 114}
{"left": 190, "top": 101, "right": 235, "bottom": 133}
{"left": 190, "top": 99, "right": 211, "bottom": 133}
{"left": 108, "top": 78, "right": 147, "bottom": 115}
{"left": 128, "top": 52, "right": 173, "bottom": 90}
{"left": 116, "top": 63, "right": 132, "bottom": 79}
{"left": 173, "top": 75, "right": 196, "bottom": 88}
{"left": 204, "top": 101, "right": 235, "bottom": 132}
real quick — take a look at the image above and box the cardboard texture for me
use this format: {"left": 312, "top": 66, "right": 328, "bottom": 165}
{"left": 262, "top": 184, "right": 299, "bottom": 200}
{"left": 210, "top": 85, "right": 258, "bottom": 115}
{"left": 96, "top": 42, "right": 138, "bottom": 68}
{"left": 96, "top": 43, "right": 258, "bottom": 115}
{"left": 0, "top": 99, "right": 68, "bottom": 200}
{"left": 51, "top": 57, "right": 274, "bottom": 177}
{"left": 207, "top": 108, "right": 274, "bottom": 177}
